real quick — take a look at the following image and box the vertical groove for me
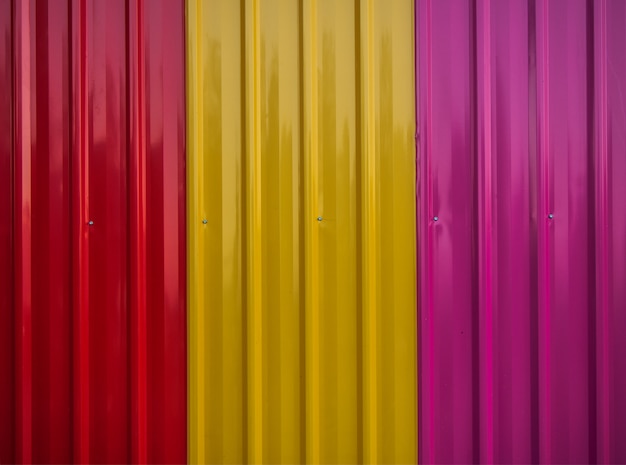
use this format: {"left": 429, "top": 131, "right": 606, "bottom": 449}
{"left": 362, "top": 0, "right": 378, "bottom": 462}
{"left": 129, "top": 0, "right": 147, "bottom": 461}
{"left": 240, "top": 0, "right": 249, "bottom": 460}
{"left": 354, "top": 0, "right": 364, "bottom": 462}
{"left": 585, "top": 1, "right": 597, "bottom": 463}
{"left": 527, "top": 0, "right": 540, "bottom": 462}
{"left": 185, "top": 0, "right": 204, "bottom": 462}
{"left": 1, "top": 0, "right": 16, "bottom": 459}
{"left": 469, "top": 0, "right": 481, "bottom": 462}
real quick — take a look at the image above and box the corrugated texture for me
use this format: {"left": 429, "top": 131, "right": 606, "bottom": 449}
{"left": 186, "top": 1, "right": 417, "bottom": 463}
{"left": 0, "top": 0, "right": 15, "bottom": 461}
{"left": 0, "top": 0, "right": 186, "bottom": 463}
{"left": 417, "top": 0, "right": 626, "bottom": 463}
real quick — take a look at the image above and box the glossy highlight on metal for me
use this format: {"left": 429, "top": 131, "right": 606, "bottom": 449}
{"left": 186, "top": 0, "right": 417, "bottom": 463}
{"left": 0, "top": 0, "right": 186, "bottom": 463}
{"left": 417, "top": 0, "right": 626, "bottom": 463}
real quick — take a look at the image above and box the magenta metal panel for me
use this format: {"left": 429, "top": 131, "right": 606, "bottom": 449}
{"left": 417, "top": 0, "right": 626, "bottom": 463}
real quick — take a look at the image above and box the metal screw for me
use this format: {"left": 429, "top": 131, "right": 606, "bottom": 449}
{"left": 88, "top": 221, "right": 94, "bottom": 226}
{"left": 433, "top": 216, "right": 439, "bottom": 222}
{"left": 317, "top": 216, "right": 323, "bottom": 222}
{"left": 202, "top": 219, "right": 208, "bottom": 224}
{"left": 548, "top": 213, "right": 554, "bottom": 219}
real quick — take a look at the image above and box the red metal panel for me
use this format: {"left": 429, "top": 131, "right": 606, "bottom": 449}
{"left": 30, "top": 1, "right": 73, "bottom": 463}
{"left": 85, "top": 0, "right": 130, "bottom": 461}
{"left": 0, "top": 1, "right": 15, "bottom": 463}
{"left": 3, "top": 0, "right": 186, "bottom": 463}
{"left": 143, "top": 1, "right": 187, "bottom": 462}
{"left": 13, "top": 0, "right": 34, "bottom": 461}
{"left": 418, "top": 0, "right": 626, "bottom": 463}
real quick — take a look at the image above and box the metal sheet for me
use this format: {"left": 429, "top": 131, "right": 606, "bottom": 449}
{"left": 186, "top": 0, "right": 417, "bottom": 463}
{"left": 0, "top": 1, "right": 15, "bottom": 462}
{"left": 417, "top": 0, "right": 626, "bottom": 463}
{"left": 1, "top": 0, "right": 186, "bottom": 463}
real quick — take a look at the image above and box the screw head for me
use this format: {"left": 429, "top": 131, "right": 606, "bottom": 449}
{"left": 88, "top": 221, "right": 94, "bottom": 226}
{"left": 317, "top": 216, "right": 323, "bottom": 222}
{"left": 433, "top": 216, "right": 439, "bottom": 222}
{"left": 202, "top": 219, "right": 208, "bottom": 224}
{"left": 548, "top": 213, "right": 554, "bottom": 219}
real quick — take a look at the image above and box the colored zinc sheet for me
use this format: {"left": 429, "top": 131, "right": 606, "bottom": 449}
{"left": 0, "top": 0, "right": 186, "bottom": 463}
{"left": 186, "top": 0, "right": 417, "bottom": 464}
{"left": 417, "top": 0, "right": 626, "bottom": 463}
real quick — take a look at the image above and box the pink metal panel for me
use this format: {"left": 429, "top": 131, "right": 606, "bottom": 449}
{"left": 594, "top": 1, "right": 626, "bottom": 461}
{"left": 1, "top": 0, "right": 186, "bottom": 463}
{"left": 418, "top": 0, "right": 626, "bottom": 463}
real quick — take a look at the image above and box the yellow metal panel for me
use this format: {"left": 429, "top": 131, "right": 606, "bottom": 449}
{"left": 187, "top": 1, "right": 246, "bottom": 463}
{"left": 187, "top": 0, "right": 416, "bottom": 463}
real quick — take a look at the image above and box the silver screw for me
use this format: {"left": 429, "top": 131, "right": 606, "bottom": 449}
{"left": 548, "top": 213, "right": 554, "bottom": 219}
{"left": 202, "top": 219, "right": 208, "bottom": 224}
{"left": 88, "top": 221, "right": 94, "bottom": 226}
{"left": 433, "top": 216, "right": 439, "bottom": 222}
{"left": 317, "top": 216, "right": 323, "bottom": 222}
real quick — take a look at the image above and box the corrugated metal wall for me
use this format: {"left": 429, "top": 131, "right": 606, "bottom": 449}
{"left": 186, "top": 0, "right": 416, "bottom": 463}
{"left": 0, "top": 0, "right": 186, "bottom": 463}
{"left": 0, "top": 0, "right": 14, "bottom": 461}
{"left": 417, "top": 0, "right": 626, "bottom": 463}
{"left": 10, "top": 0, "right": 626, "bottom": 464}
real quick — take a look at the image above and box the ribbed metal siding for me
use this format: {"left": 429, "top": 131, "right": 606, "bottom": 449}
{"left": 417, "top": 0, "right": 626, "bottom": 463}
{"left": 186, "top": 0, "right": 417, "bottom": 463}
{"left": 0, "top": 1, "right": 186, "bottom": 463}
{"left": 0, "top": 1, "right": 15, "bottom": 461}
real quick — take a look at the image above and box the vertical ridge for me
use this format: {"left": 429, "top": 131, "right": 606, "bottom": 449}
{"left": 245, "top": 0, "right": 263, "bottom": 461}
{"left": 536, "top": 0, "right": 552, "bottom": 461}
{"left": 71, "top": 0, "right": 90, "bottom": 462}
{"left": 297, "top": 2, "right": 307, "bottom": 463}
{"left": 593, "top": 0, "right": 610, "bottom": 462}
{"left": 476, "top": 0, "right": 494, "bottom": 462}
{"left": 13, "top": 0, "right": 32, "bottom": 461}
{"left": 361, "top": 0, "right": 378, "bottom": 462}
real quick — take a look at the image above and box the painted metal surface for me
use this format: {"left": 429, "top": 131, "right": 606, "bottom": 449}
{"left": 0, "top": 0, "right": 186, "bottom": 463}
{"left": 186, "top": 0, "right": 417, "bottom": 463}
{"left": 0, "top": 0, "right": 15, "bottom": 462}
{"left": 417, "top": 0, "right": 626, "bottom": 463}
